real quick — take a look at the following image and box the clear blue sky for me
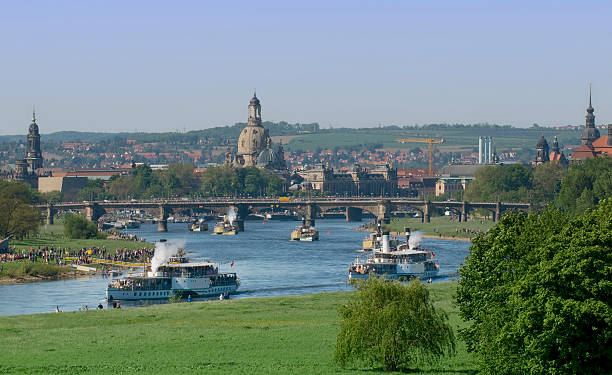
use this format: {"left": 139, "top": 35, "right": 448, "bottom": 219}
{"left": 0, "top": 0, "right": 610, "bottom": 134}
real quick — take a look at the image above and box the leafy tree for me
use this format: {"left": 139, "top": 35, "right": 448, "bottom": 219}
{"left": 464, "top": 164, "right": 533, "bottom": 202}
{"left": 0, "top": 181, "right": 41, "bottom": 239}
{"left": 531, "top": 162, "right": 566, "bottom": 203}
{"left": 162, "top": 163, "right": 201, "bottom": 197}
{"left": 456, "top": 201, "right": 611, "bottom": 375}
{"left": 76, "top": 179, "right": 111, "bottom": 202}
{"left": 556, "top": 156, "right": 612, "bottom": 214}
{"left": 63, "top": 213, "right": 104, "bottom": 239}
{"left": 335, "top": 278, "right": 455, "bottom": 372}
{"left": 201, "top": 165, "right": 234, "bottom": 196}
{"left": 108, "top": 175, "right": 133, "bottom": 200}
{"left": 266, "top": 174, "right": 284, "bottom": 196}
{"left": 40, "top": 190, "right": 63, "bottom": 203}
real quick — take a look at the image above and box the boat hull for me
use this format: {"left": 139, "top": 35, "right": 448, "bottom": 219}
{"left": 348, "top": 270, "right": 439, "bottom": 281}
{"left": 106, "top": 284, "right": 239, "bottom": 301}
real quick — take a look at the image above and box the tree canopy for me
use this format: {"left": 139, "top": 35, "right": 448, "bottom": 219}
{"left": 456, "top": 200, "right": 611, "bottom": 375}
{"left": 200, "top": 166, "right": 284, "bottom": 197}
{"left": 63, "top": 213, "right": 104, "bottom": 239}
{"left": 0, "top": 181, "right": 41, "bottom": 239}
{"left": 464, "top": 164, "right": 533, "bottom": 202}
{"left": 555, "top": 156, "right": 612, "bottom": 215}
{"left": 107, "top": 163, "right": 202, "bottom": 199}
{"left": 335, "top": 278, "right": 455, "bottom": 371}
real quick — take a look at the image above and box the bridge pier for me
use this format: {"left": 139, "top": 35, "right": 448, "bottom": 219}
{"left": 84, "top": 203, "right": 104, "bottom": 223}
{"left": 493, "top": 202, "right": 502, "bottom": 222}
{"left": 345, "top": 207, "right": 362, "bottom": 222}
{"left": 376, "top": 199, "right": 391, "bottom": 224}
{"left": 157, "top": 205, "right": 169, "bottom": 232}
{"left": 461, "top": 201, "right": 469, "bottom": 222}
{"left": 46, "top": 204, "right": 55, "bottom": 225}
{"left": 304, "top": 204, "right": 317, "bottom": 227}
{"left": 231, "top": 204, "right": 250, "bottom": 232}
{"left": 423, "top": 201, "right": 431, "bottom": 223}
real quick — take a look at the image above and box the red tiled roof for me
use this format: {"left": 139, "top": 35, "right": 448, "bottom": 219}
{"left": 571, "top": 144, "right": 597, "bottom": 159}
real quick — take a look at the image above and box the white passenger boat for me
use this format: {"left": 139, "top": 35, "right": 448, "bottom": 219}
{"left": 349, "top": 228, "right": 439, "bottom": 281}
{"left": 106, "top": 256, "right": 239, "bottom": 301}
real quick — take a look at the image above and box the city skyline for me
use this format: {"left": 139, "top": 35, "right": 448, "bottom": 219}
{"left": 1, "top": 1, "right": 611, "bottom": 135}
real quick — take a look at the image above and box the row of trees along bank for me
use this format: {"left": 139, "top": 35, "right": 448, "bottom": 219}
{"left": 46, "top": 164, "right": 286, "bottom": 202}
{"left": 459, "top": 156, "right": 612, "bottom": 215}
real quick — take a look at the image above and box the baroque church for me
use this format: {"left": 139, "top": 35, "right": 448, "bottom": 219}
{"left": 0, "top": 110, "right": 45, "bottom": 188}
{"left": 225, "top": 92, "right": 287, "bottom": 171}
{"left": 570, "top": 88, "right": 612, "bottom": 161}
{"left": 534, "top": 135, "right": 568, "bottom": 168}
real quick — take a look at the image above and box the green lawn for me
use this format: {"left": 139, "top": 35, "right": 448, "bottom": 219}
{"left": 0, "top": 282, "right": 476, "bottom": 375}
{"left": 10, "top": 223, "right": 153, "bottom": 253}
{"left": 383, "top": 216, "right": 494, "bottom": 239}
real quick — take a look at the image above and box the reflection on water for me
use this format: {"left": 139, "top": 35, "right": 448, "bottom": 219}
{"left": 0, "top": 219, "right": 470, "bottom": 316}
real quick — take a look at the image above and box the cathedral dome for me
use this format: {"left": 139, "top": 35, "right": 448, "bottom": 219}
{"left": 237, "top": 125, "right": 268, "bottom": 155}
{"left": 250, "top": 95, "right": 260, "bottom": 106}
{"left": 536, "top": 136, "right": 548, "bottom": 147}
{"left": 257, "top": 147, "right": 277, "bottom": 167}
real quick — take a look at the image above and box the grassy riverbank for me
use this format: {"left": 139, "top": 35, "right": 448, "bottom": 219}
{"left": 0, "top": 282, "right": 475, "bottom": 375}
{"left": 0, "top": 261, "right": 77, "bottom": 282}
{"left": 379, "top": 216, "right": 493, "bottom": 239}
{"left": 10, "top": 223, "right": 154, "bottom": 253}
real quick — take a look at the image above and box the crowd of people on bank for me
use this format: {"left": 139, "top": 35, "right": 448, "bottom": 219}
{"left": 1, "top": 245, "right": 155, "bottom": 266}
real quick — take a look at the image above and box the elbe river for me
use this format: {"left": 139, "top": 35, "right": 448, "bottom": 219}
{"left": 0, "top": 219, "right": 471, "bottom": 316}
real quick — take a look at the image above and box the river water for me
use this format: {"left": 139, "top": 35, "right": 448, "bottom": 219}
{"left": 0, "top": 219, "right": 471, "bottom": 316}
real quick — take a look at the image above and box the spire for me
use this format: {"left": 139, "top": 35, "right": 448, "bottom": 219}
{"left": 589, "top": 83, "right": 592, "bottom": 108}
{"left": 32, "top": 106, "right": 36, "bottom": 123}
{"left": 253, "top": 88, "right": 257, "bottom": 98}
{"left": 552, "top": 136, "right": 560, "bottom": 153}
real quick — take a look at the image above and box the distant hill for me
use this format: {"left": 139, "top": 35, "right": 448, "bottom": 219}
{"left": 0, "top": 121, "right": 320, "bottom": 144}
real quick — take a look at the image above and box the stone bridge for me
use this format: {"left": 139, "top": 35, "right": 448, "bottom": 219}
{"left": 38, "top": 198, "right": 534, "bottom": 232}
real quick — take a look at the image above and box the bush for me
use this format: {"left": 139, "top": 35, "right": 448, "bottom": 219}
{"left": 63, "top": 213, "right": 101, "bottom": 239}
{"left": 456, "top": 200, "right": 611, "bottom": 375}
{"left": 334, "top": 278, "right": 455, "bottom": 371}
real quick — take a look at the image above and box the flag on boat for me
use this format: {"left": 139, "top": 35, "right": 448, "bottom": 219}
{"left": 231, "top": 261, "right": 234, "bottom": 268}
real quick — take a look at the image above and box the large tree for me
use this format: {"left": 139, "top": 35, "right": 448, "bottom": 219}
{"left": 456, "top": 200, "right": 611, "bottom": 375}
{"left": 556, "top": 156, "right": 612, "bottom": 214}
{"left": 335, "top": 278, "right": 455, "bottom": 372}
{"left": 0, "top": 181, "right": 41, "bottom": 239}
{"left": 464, "top": 164, "right": 533, "bottom": 202}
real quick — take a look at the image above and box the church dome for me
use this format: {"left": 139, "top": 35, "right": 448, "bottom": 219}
{"left": 250, "top": 94, "right": 260, "bottom": 106}
{"left": 29, "top": 122, "right": 38, "bottom": 133}
{"left": 237, "top": 126, "right": 267, "bottom": 155}
{"left": 257, "top": 147, "right": 277, "bottom": 167}
{"left": 537, "top": 136, "right": 548, "bottom": 147}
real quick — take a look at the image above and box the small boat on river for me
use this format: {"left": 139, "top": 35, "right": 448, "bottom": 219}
{"left": 189, "top": 218, "right": 208, "bottom": 232}
{"left": 362, "top": 221, "right": 398, "bottom": 251}
{"left": 213, "top": 216, "right": 238, "bottom": 235}
{"left": 291, "top": 219, "right": 319, "bottom": 241}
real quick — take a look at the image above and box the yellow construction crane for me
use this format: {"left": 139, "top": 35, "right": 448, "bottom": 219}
{"left": 395, "top": 138, "right": 445, "bottom": 175}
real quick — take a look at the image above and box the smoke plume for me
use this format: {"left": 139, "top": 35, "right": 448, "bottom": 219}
{"left": 409, "top": 231, "right": 423, "bottom": 250}
{"left": 151, "top": 239, "right": 186, "bottom": 273}
{"left": 227, "top": 208, "right": 237, "bottom": 225}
